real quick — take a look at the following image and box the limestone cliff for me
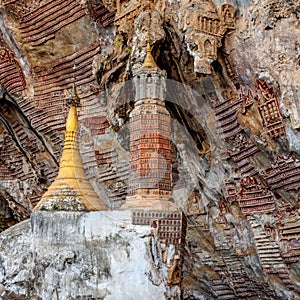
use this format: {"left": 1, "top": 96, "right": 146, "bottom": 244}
{"left": 0, "top": 0, "right": 300, "bottom": 299}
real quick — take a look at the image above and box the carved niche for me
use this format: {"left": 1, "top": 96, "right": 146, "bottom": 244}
{"left": 179, "top": 0, "right": 235, "bottom": 74}
{"left": 187, "top": 190, "right": 205, "bottom": 216}
{"left": 167, "top": 259, "right": 182, "bottom": 286}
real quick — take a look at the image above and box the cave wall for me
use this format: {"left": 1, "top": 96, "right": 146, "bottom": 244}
{"left": 0, "top": 0, "right": 299, "bottom": 299}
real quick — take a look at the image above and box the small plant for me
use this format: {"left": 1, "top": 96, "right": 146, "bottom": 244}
{"left": 51, "top": 203, "right": 59, "bottom": 210}
{"left": 0, "top": 224, "right": 5, "bottom": 233}
{"left": 115, "top": 35, "right": 124, "bottom": 48}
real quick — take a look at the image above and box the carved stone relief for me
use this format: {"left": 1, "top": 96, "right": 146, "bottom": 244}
{"left": 179, "top": 0, "right": 235, "bottom": 74}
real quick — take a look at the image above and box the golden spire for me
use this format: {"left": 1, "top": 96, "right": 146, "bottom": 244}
{"left": 34, "top": 89, "right": 107, "bottom": 211}
{"left": 142, "top": 38, "right": 160, "bottom": 69}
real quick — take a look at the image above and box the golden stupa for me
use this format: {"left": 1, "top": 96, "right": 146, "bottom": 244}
{"left": 142, "top": 40, "right": 160, "bottom": 69}
{"left": 34, "top": 94, "right": 107, "bottom": 211}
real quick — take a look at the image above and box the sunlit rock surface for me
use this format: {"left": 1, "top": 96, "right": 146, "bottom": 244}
{"left": 0, "top": 0, "right": 300, "bottom": 299}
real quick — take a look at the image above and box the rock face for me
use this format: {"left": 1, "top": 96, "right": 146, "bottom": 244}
{"left": 0, "top": 0, "right": 300, "bottom": 299}
{"left": 0, "top": 211, "right": 181, "bottom": 300}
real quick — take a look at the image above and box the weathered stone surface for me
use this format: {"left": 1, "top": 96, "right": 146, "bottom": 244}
{"left": 0, "top": 0, "right": 300, "bottom": 299}
{"left": 0, "top": 211, "right": 179, "bottom": 300}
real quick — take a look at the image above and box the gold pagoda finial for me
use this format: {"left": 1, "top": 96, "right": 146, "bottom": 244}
{"left": 34, "top": 89, "right": 107, "bottom": 212}
{"left": 142, "top": 37, "right": 160, "bottom": 69}
{"left": 66, "top": 83, "right": 80, "bottom": 106}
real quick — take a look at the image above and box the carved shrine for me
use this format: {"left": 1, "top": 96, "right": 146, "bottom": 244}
{"left": 0, "top": 47, "right": 25, "bottom": 94}
{"left": 238, "top": 177, "right": 276, "bottom": 215}
{"left": 280, "top": 240, "right": 300, "bottom": 264}
{"left": 213, "top": 89, "right": 242, "bottom": 139}
{"left": 89, "top": 0, "right": 115, "bottom": 28}
{"left": 222, "top": 180, "right": 238, "bottom": 204}
{"left": 261, "top": 154, "right": 300, "bottom": 192}
{"left": 279, "top": 217, "right": 300, "bottom": 241}
{"left": 19, "top": 0, "right": 86, "bottom": 46}
{"left": 248, "top": 217, "right": 293, "bottom": 288}
{"left": 179, "top": 1, "right": 235, "bottom": 74}
{"left": 82, "top": 116, "right": 109, "bottom": 135}
{"left": 226, "top": 133, "right": 259, "bottom": 177}
{"left": 255, "top": 79, "right": 285, "bottom": 138}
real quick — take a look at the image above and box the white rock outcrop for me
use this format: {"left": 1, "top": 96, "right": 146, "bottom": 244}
{"left": 0, "top": 211, "right": 177, "bottom": 300}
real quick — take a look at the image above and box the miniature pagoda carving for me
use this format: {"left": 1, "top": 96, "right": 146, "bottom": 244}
{"left": 238, "top": 177, "right": 276, "bottom": 215}
{"left": 261, "top": 154, "right": 300, "bottom": 192}
{"left": 213, "top": 88, "right": 242, "bottom": 139}
{"left": 121, "top": 42, "right": 176, "bottom": 210}
{"left": 255, "top": 79, "right": 285, "bottom": 138}
{"left": 34, "top": 89, "right": 107, "bottom": 211}
{"left": 179, "top": 0, "right": 236, "bottom": 74}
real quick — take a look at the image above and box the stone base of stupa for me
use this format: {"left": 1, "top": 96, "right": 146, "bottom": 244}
{"left": 0, "top": 210, "right": 184, "bottom": 300}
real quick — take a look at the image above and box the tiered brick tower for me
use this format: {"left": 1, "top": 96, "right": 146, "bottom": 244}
{"left": 121, "top": 43, "right": 177, "bottom": 210}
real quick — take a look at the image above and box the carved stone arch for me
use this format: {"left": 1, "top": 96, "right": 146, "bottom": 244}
{"left": 146, "top": 73, "right": 152, "bottom": 82}
{"left": 220, "top": 3, "right": 235, "bottom": 29}
{"left": 204, "top": 39, "right": 212, "bottom": 56}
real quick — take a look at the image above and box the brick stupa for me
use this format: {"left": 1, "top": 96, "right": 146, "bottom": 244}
{"left": 121, "top": 42, "right": 177, "bottom": 210}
